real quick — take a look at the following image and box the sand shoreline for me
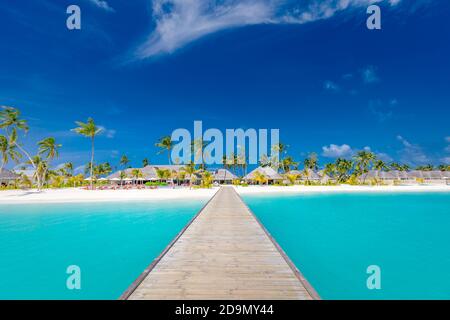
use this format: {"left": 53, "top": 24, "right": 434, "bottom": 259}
{"left": 0, "top": 185, "right": 449, "bottom": 204}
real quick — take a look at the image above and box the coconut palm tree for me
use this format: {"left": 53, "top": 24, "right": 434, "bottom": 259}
{"left": 302, "top": 153, "right": 318, "bottom": 184}
{"left": 281, "top": 156, "right": 298, "bottom": 173}
{"left": 253, "top": 171, "right": 268, "bottom": 186}
{"left": 63, "top": 162, "right": 74, "bottom": 177}
{"left": 120, "top": 155, "right": 130, "bottom": 169}
{"left": 156, "top": 136, "right": 173, "bottom": 165}
{"left": 72, "top": 118, "right": 103, "bottom": 189}
{"left": 200, "top": 171, "right": 213, "bottom": 188}
{"left": 27, "top": 156, "right": 48, "bottom": 189}
{"left": 38, "top": 137, "right": 61, "bottom": 189}
{"left": 119, "top": 170, "right": 127, "bottom": 187}
{"left": 285, "top": 173, "right": 298, "bottom": 185}
{"left": 183, "top": 162, "right": 197, "bottom": 189}
{"left": 142, "top": 158, "right": 149, "bottom": 167}
{"left": 0, "top": 107, "right": 39, "bottom": 184}
{"left": 335, "top": 158, "right": 353, "bottom": 183}
{"left": 0, "top": 134, "right": 21, "bottom": 174}
{"left": 323, "top": 163, "right": 337, "bottom": 181}
{"left": 353, "top": 150, "right": 376, "bottom": 183}
{"left": 131, "top": 169, "right": 143, "bottom": 186}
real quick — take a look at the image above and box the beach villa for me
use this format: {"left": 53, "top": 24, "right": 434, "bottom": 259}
{"left": 244, "top": 166, "right": 284, "bottom": 184}
{"left": 0, "top": 169, "right": 19, "bottom": 186}
{"left": 105, "top": 165, "right": 237, "bottom": 186}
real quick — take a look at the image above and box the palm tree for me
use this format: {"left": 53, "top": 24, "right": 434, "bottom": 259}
{"left": 335, "top": 158, "right": 353, "bottom": 183}
{"left": 63, "top": 162, "right": 74, "bottom": 177}
{"left": 353, "top": 150, "right": 376, "bottom": 183}
{"left": 416, "top": 164, "right": 433, "bottom": 171}
{"left": 142, "top": 158, "right": 149, "bottom": 167}
{"left": 373, "top": 159, "right": 388, "bottom": 184}
{"left": 120, "top": 155, "right": 130, "bottom": 168}
{"left": 0, "top": 107, "right": 38, "bottom": 183}
{"left": 0, "top": 134, "right": 21, "bottom": 174}
{"left": 285, "top": 173, "right": 298, "bottom": 185}
{"left": 183, "top": 162, "right": 197, "bottom": 189}
{"left": 38, "top": 137, "right": 61, "bottom": 189}
{"left": 72, "top": 118, "right": 102, "bottom": 189}
{"left": 156, "top": 136, "right": 173, "bottom": 165}
{"left": 323, "top": 163, "right": 337, "bottom": 181}
{"left": 119, "top": 170, "right": 127, "bottom": 187}
{"left": 253, "top": 171, "right": 268, "bottom": 185}
{"left": 303, "top": 153, "right": 318, "bottom": 184}
{"left": 281, "top": 156, "right": 298, "bottom": 173}
{"left": 201, "top": 171, "right": 213, "bottom": 188}
{"left": 27, "top": 156, "right": 48, "bottom": 188}
{"left": 131, "top": 169, "right": 143, "bottom": 186}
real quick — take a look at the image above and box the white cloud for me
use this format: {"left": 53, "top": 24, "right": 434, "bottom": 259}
{"left": 98, "top": 126, "right": 116, "bottom": 139}
{"left": 396, "top": 135, "right": 431, "bottom": 165}
{"left": 322, "top": 144, "right": 353, "bottom": 158}
{"left": 136, "top": 0, "right": 401, "bottom": 59}
{"left": 361, "top": 65, "right": 380, "bottom": 84}
{"left": 88, "top": 0, "right": 114, "bottom": 12}
{"left": 323, "top": 80, "right": 340, "bottom": 92}
{"left": 368, "top": 99, "right": 395, "bottom": 122}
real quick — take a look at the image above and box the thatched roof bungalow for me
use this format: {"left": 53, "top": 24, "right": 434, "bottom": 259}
{"left": 0, "top": 169, "right": 19, "bottom": 185}
{"left": 213, "top": 169, "right": 237, "bottom": 183}
{"left": 244, "top": 167, "right": 283, "bottom": 184}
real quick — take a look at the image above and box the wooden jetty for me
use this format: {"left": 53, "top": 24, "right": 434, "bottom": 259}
{"left": 120, "top": 186, "right": 319, "bottom": 300}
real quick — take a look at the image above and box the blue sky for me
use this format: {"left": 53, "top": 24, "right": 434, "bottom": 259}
{"left": 0, "top": 0, "right": 449, "bottom": 172}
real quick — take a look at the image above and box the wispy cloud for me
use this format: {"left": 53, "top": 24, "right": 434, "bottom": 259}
{"left": 361, "top": 65, "right": 380, "bottom": 84}
{"left": 368, "top": 99, "right": 397, "bottom": 122}
{"left": 135, "top": 0, "right": 402, "bottom": 59}
{"left": 396, "top": 135, "right": 431, "bottom": 165}
{"left": 87, "top": 0, "right": 115, "bottom": 12}
{"left": 98, "top": 126, "right": 116, "bottom": 139}
{"left": 323, "top": 80, "right": 340, "bottom": 92}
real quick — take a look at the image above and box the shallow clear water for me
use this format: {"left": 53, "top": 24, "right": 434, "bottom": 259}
{"left": 0, "top": 200, "right": 205, "bottom": 300}
{"left": 243, "top": 192, "right": 450, "bottom": 300}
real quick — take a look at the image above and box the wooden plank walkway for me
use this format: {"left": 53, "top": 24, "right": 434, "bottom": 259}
{"left": 120, "top": 186, "right": 319, "bottom": 300}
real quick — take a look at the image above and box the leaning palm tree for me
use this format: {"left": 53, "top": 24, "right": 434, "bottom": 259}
{"left": 353, "top": 150, "right": 376, "bottom": 184}
{"left": 156, "top": 136, "right": 173, "bottom": 165}
{"left": 335, "top": 158, "right": 353, "bottom": 183}
{"left": 72, "top": 118, "right": 102, "bottom": 190}
{"left": 63, "top": 162, "right": 74, "bottom": 177}
{"left": 0, "top": 107, "right": 39, "bottom": 182}
{"left": 0, "top": 134, "right": 22, "bottom": 174}
{"left": 38, "top": 137, "right": 61, "bottom": 189}
{"left": 120, "top": 155, "right": 130, "bottom": 169}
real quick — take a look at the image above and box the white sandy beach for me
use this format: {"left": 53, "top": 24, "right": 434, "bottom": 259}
{"left": 0, "top": 185, "right": 449, "bottom": 204}
{"left": 0, "top": 187, "right": 219, "bottom": 204}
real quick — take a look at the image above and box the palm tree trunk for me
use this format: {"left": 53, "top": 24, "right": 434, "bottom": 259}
{"left": 90, "top": 136, "right": 95, "bottom": 190}
{"left": 168, "top": 148, "right": 171, "bottom": 165}
{"left": 13, "top": 142, "right": 41, "bottom": 189}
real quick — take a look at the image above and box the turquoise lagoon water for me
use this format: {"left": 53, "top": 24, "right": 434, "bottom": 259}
{"left": 0, "top": 199, "right": 205, "bottom": 299}
{"left": 243, "top": 192, "right": 450, "bottom": 300}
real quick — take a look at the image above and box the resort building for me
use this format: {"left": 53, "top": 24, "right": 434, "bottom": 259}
{"left": 212, "top": 169, "right": 237, "bottom": 184}
{"left": 364, "top": 170, "right": 449, "bottom": 185}
{"left": 0, "top": 169, "right": 19, "bottom": 186}
{"left": 244, "top": 166, "right": 283, "bottom": 184}
{"left": 106, "top": 165, "right": 237, "bottom": 185}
